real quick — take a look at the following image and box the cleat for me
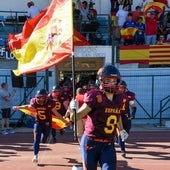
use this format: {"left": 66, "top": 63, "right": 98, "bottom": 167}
{"left": 121, "top": 150, "right": 126, "bottom": 158}
{"left": 32, "top": 155, "right": 38, "bottom": 163}
{"left": 53, "top": 137, "right": 57, "bottom": 143}
{"left": 7, "top": 129, "right": 15, "bottom": 134}
{"left": 1, "top": 130, "right": 8, "bottom": 135}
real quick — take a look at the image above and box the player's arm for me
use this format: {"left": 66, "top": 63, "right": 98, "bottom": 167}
{"left": 129, "top": 100, "right": 137, "bottom": 119}
{"left": 77, "top": 103, "right": 91, "bottom": 120}
{"left": 51, "top": 107, "right": 69, "bottom": 125}
{"left": 70, "top": 101, "right": 91, "bottom": 122}
{"left": 117, "top": 116, "right": 123, "bottom": 131}
{"left": 13, "top": 104, "right": 33, "bottom": 110}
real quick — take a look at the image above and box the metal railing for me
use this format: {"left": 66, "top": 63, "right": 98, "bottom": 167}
{"left": 159, "top": 94, "right": 170, "bottom": 126}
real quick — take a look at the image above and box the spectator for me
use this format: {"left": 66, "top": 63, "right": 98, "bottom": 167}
{"left": 145, "top": 10, "right": 161, "bottom": 45}
{"left": 164, "top": 19, "right": 170, "bottom": 42}
{"left": 157, "top": 22, "right": 165, "bottom": 41}
{"left": 110, "top": 0, "right": 121, "bottom": 13}
{"left": 73, "top": 2, "right": 82, "bottom": 31}
{"left": 135, "top": 16, "right": 146, "bottom": 44}
{"left": 122, "top": 12, "right": 136, "bottom": 45}
{"left": 154, "top": 0, "right": 170, "bottom": 26}
{"left": 156, "top": 34, "right": 167, "bottom": 44}
{"left": 116, "top": 4, "right": 129, "bottom": 28}
{"left": 77, "top": 0, "right": 89, "bottom": 23}
{"left": 27, "top": 1, "right": 40, "bottom": 19}
{"left": 0, "top": 82, "right": 16, "bottom": 135}
{"left": 132, "top": 5, "right": 143, "bottom": 22}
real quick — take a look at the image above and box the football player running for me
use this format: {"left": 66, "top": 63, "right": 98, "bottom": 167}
{"left": 117, "top": 80, "right": 136, "bottom": 158}
{"left": 70, "top": 64, "right": 128, "bottom": 170}
{"left": 13, "top": 89, "right": 70, "bottom": 163}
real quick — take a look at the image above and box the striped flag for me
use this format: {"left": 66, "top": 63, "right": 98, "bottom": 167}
{"left": 8, "top": 0, "right": 73, "bottom": 76}
{"left": 120, "top": 45, "right": 149, "bottom": 64}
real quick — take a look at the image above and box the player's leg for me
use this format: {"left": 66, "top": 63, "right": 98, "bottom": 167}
{"left": 99, "top": 141, "right": 117, "bottom": 170}
{"left": 32, "top": 123, "right": 42, "bottom": 162}
{"left": 51, "top": 128, "right": 57, "bottom": 143}
{"left": 80, "top": 134, "right": 98, "bottom": 170}
{"left": 42, "top": 124, "right": 51, "bottom": 143}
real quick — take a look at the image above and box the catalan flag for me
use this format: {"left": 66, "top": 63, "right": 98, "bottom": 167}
{"left": 144, "top": 2, "right": 165, "bottom": 15}
{"left": 8, "top": 0, "right": 73, "bottom": 76}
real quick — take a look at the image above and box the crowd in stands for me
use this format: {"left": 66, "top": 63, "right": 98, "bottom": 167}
{"left": 114, "top": 0, "right": 170, "bottom": 45}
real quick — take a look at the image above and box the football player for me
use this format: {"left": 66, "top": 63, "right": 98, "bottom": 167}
{"left": 117, "top": 80, "right": 136, "bottom": 157}
{"left": 70, "top": 64, "right": 128, "bottom": 170}
{"left": 13, "top": 89, "right": 69, "bottom": 163}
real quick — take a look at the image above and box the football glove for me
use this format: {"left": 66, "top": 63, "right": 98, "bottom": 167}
{"left": 70, "top": 99, "right": 78, "bottom": 112}
{"left": 120, "top": 129, "right": 129, "bottom": 142}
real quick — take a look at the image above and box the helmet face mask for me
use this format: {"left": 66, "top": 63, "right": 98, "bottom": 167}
{"left": 99, "top": 64, "right": 121, "bottom": 94}
{"left": 35, "top": 89, "right": 48, "bottom": 105}
{"left": 100, "top": 77, "right": 118, "bottom": 93}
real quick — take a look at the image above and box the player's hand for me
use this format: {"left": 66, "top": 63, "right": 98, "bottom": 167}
{"left": 70, "top": 99, "right": 78, "bottom": 112}
{"left": 120, "top": 129, "right": 129, "bottom": 142}
{"left": 13, "top": 106, "right": 19, "bottom": 110}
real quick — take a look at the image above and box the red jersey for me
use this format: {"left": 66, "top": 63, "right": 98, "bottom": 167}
{"left": 48, "top": 93, "right": 67, "bottom": 116}
{"left": 30, "top": 98, "right": 56, "bottom": 124}
{"left": 84, "top": 89, "right": 126, "bottom": 140}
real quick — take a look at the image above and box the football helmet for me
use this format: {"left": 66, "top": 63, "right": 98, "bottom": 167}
{"left": 88, "top": 80, "right": 97, "bottom": 90}
{"left": 119, "top": 80, "right": 127, "bottom": 93}
{"left": 100, "top": 64, "right": 121, "bottom": 93}
{"left": 52, "top": 84, "right": 61, "bottom": 91}
{"left": 35, "top": 89, "right": 48, "bottom": 105}
{"left": 52, "top": 84, "right": 61, "bottom": 97}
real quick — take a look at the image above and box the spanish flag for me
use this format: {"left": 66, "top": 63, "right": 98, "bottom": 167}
{"left": 19, "top": 108, "right": 66, "bottom": 130}
{"left": 8, "top": 0, "right": 73, "bottom": 76}
{"left": 144, "top": 2, "right": 165, "bottom": 15}
{"left": 120, "top": 27, "right": 138, "bottom": 40}
{"left": 74, "top": 29, "right": 90, "bottom": 46}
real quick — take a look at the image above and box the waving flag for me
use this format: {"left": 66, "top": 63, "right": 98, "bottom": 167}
{"left": 120, "top": 27, "right": 138, "bottom": 39}
{"left": 19, "top": 107, "right": 66, "bottom": 130}
{"left": 8, "top": 0, "right": 73, "bottom": 76}
{"left": 74, "top": 29, "right": 90, "bottom": 46}
{"left": 144, "top": 2, "right": 165, "bottom": 14}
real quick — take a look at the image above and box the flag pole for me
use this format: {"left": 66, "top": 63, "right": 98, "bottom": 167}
{"left": 71, "top": 52, "right": 78, "bottom": 141}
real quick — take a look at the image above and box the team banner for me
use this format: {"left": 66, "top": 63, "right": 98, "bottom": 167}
{"left": 144, "top": 2, "right": 165, "bottom": 14}
{"left": 8, "top": 0, "right": 73, "bottom": 76}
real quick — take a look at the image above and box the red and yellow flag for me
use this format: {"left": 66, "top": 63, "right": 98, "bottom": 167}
{"left": 144, "top": 2, "right": 165, "bottom": 15}
{"left": 74, "top": 29, "right": 90, "bottom": 46}
{"left": 8, "top": 0, "right": 73, "bottom": 76}
{"left": 19, "top": 107, "right": 66, "bottom": 130}
{"left": 120, "top": 27, "right": 138, "bottom": 39}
